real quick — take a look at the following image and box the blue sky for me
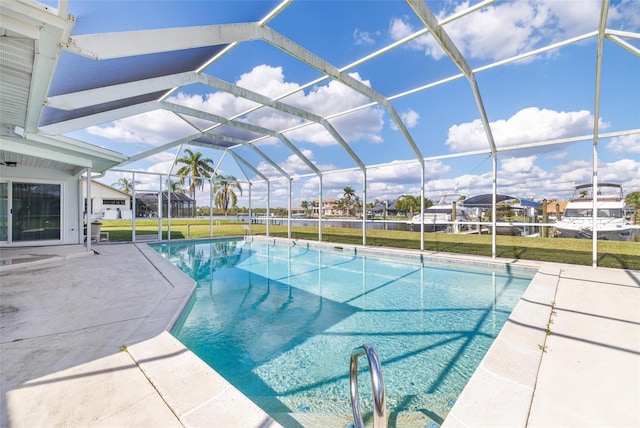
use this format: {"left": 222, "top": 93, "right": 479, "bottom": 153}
{"left": 52, "top": 0, "right": 640, "bottom": 208}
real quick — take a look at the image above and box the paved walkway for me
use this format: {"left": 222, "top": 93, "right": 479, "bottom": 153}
{"left": 0, "top": 243, "right": 281, "bottom": 428}
{"left": 1, "top": 242, "right": 639, "bottom": 427}
{"left": 444, "top": 263, "right": 640, "bottom": 428}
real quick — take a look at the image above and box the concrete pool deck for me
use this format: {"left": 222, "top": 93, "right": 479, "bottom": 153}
{"left": 1, "top": 240, "right": 638, "bottom": 427}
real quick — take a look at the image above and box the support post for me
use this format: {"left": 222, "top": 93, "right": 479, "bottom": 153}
{"left": 541, "top": 199, "right": 548, "bottom": 238}
{"left": 158, "top": 175, "right": 163, "bottom": 241}
{"left": 86, "top": 168, "right": 91, "bottom": 251}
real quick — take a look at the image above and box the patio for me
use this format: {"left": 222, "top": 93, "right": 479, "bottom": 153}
{"left": 1, "top": 242, "right": 638, "bottom": 427}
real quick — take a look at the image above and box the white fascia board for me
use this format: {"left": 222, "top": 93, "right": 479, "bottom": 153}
{"left": 27, "top": 132, "right": 127, "bottom": 163}
{"left": 26, "top": 24, "right": 68, "bottom": 132}
{"left": 0, "top": 0, "right": 70, "bottom": 34}
{"left": 1, "top": 137, "right": 93, "bottom": 167}
{"left": 64, "top": 22, "right": 260, "bottom": 59}
{"left": 0, "top": 13, "right": 41, "bottom": 38}
{"left": 38, "top": 101, "right": 158, "bottom": 134}
{"left": 45, "top": 72, "right": 198, "bottom": 110}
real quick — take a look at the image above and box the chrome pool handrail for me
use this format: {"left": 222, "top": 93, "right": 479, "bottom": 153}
{"left": 350, "top": 344, "right": 387, "bottom": 428}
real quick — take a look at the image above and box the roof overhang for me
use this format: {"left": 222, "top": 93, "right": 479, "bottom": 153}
{"left": 0, "top": 132, "right": 127, "bottom": 174}
{"left": 1, "top": 0, "right": 127, "bottom": 175}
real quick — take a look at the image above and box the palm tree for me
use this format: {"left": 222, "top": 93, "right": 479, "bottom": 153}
{"left": 625, "top": 191, "right": 640, "bottom": 209}
{"left": 301, "top": 200, "right": 310, "bottom": 216}
{"left": 166, "top": 179, "right": 187, "bottom": 195}
{"left": 353, "top": 195, "right": 362, "bottom": 217}
{"left": 213, "top": 174, "right": 242, "bottom": 216}
{"left": 175, "top": 149, "right": 215, "bottom": 200}
{"left": 395, "top": 195, "right": 419, "bottom": 217}
{"left": 111, "top": 177, "right": 140, "bottom": 194}
{"left": 163, "top": 179, "right": 188, "bottom": 217}
{"left": 626, "top": 191, "right": 640, "bottom": 224}
{"left": 343, "top": 186, "right": 356, "bottom": 216}
{"left": 334, "top": 198, "right": 346, "bottom": 216}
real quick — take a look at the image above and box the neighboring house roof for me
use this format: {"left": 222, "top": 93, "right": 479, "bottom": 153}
{"left": 87, "top": 180, "right": 131, "bottom": 198}
{"left": 371, "top": 198, "right": 402, "bottom": 213}
{"left": 136, "top": 192, "right": 195, "bottom": 202}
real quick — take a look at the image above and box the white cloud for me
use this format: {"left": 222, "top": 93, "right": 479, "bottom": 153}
{"left": 389, "top": 17, "right": 413, "bottom": 40}
{"left": 390, "top": 0, "right": 639, "bottom": 62}
{"left": 500, "top": 156, "right": 537, "bottom": 174}
{"left": 87, "top": 65, "right": 383, "bottom": 150}
{"left": 277, "top": 159, "right": 451, "bottom": 203}
{"left": 391, "top": 109, "right": 420, "bottom": 131}
{"left": 606, "top": 134, "right": 640, "bottom": 154}
{"left": 147, "top": 160, "right": 175, "bottom": 176}
{"left": 287, "top": 72, "right": 384, "bottom": 145}
{"left": 255, "top": 149, "right": 337, "bottom": 178}
{"left": 87, "top": 110, "right": 195, "bottom": 146}
{"left": 598, "top": 158, "right": 640, "bottom": 183}
{"left": 498, "top": 156, "right": 554, "bottom": 195}
{"left": 446, "top": 107, "right": 607, "bottom": 152}
{"left": 608, "top": 0, "right": 640, "bottom": 29}
{"left": 546, "top": 151, "right": 568, "bottom": 161}
{"left": 556, "top": 159, "right": 592, "bottom": 185}
{"left": 148, "top": 151, "right": 179, "bottom": 163}
{"left": 354, "top": 28, "right": 376, "bottom": 45}
{"left": 236, "top": 64, "right": 300, "bottom": 98}
{"left": 556, "top": 159, "right": 591, "bottom": 174}
{"left": 440, "top": 1, "right": 544, "bottom": 61}
{"left": 402, "top": 109, "right": 420, "bottom": 128}
{"left": 369, "top": 159, "right": 449, "bottom": 184}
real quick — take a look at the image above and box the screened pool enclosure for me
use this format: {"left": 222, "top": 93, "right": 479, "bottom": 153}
{"left": 1, "top": 0, "right": 638, "bottom": 266}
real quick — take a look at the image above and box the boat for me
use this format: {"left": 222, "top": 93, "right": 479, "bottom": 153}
{"left": 554, "top": 183, "right": 636, "bottom": 241}
{"left": 463, "top": 193, "right": 541, "bottom": 236}
{"left": 407, "top": 194, "right": 473, "bottom": 232}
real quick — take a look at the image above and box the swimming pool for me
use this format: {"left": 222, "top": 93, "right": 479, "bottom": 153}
{"left": 150, "top": 238, "right": 534, "bottom": 426}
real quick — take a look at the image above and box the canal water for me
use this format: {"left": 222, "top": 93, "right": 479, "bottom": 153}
{"left": 250, "top": 216, "right": 412, "bottom": 231}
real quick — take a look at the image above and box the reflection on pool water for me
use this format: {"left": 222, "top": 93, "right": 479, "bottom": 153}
{"left": 151, "top": 238, "right": 534, "bottom": 425}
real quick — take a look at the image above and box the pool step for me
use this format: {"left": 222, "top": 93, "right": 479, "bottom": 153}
{"left": 269, "top": 411, "right": 443, "bottom": 428}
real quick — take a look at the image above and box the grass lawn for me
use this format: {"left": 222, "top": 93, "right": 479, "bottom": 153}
{"left": 98, "top": 219, "right": 640, "bottom": 270}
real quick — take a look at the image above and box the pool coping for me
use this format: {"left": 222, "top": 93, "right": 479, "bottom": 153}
{"left": 143, "top": 235, "right": 555, "bottom": 427}
{"left": 125, "top": 242, "right": 285, "bottom": 428}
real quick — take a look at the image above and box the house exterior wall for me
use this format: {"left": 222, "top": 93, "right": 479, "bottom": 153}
{"left": 0, "top": 166, "right": 82, "bottom": 246}
{"left": 81, "top": 181, "right": 131, "bottom": 220}
{"left": 312, "top": 198, "right": 338, "bottom": 216}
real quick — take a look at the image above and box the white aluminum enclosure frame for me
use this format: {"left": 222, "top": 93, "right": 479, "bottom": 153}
{"left": 2, "top": 0, "right": 638, "bottom": 265}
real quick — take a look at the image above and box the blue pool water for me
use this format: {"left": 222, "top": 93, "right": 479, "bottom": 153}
{"left": 151, "top": 238, "right": 533, "bottom": 424}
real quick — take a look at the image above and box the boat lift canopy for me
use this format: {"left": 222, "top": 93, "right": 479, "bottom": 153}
{"left": 463, "top": 194, "right": 540, "bottom": 209}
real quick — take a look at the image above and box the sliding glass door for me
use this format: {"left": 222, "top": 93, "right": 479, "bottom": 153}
{"left": 11, "top": 182, "right": 61, "bottom": 242}
{"left": 0, "top": 183, "right": 7, "bottom": 243}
